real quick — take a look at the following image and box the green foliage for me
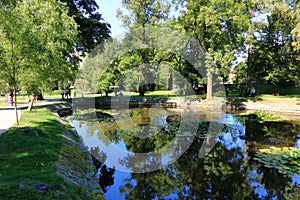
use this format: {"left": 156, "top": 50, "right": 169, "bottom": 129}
{"left": 0, "top": 0, "right": 78, "bottom": 95}
{"left": 60, "top": 0, "right": 111, "bottom": 53}
{"left": 117, "top": 0, "right": 173, "bottom": 96}
{"left": 233, "top": 62, "right": 248, "bottom": 83}
{"left": 255, "top": 147, "right": 300, "bottom": 176}
{"left": 80, "top": 34, "right": 205, "bottom": 95}
{"left": 174, "top": 0, "right": 252, "bottom": 100}
{"left": 118, "top": 0, "right": 171, "bottom": 27}
{"left": 250, "top": 0, "right": 300, "bottom": 88}
{"left": 252, "top": 111, "right": 280, "bottom": 122}
{"left": 79, "top": 0, "right": 300, "bottom": 98}
{"left": 239, "top": 111, "right": 280, "bottom": 123}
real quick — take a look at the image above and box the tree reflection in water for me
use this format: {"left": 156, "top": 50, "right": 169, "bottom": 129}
{"left": 91, "top": 147, "right": 115, "bottom": 193}
{"left": 69, "top": 109, "right": 300, "bottom": 199}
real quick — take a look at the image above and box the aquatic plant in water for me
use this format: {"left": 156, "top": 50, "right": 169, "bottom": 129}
{"left": 236, "top": 111, "right": 280, "bottom": 124}
{"left": 254, "top": 147, "right": 300, "bottom": 176}
{"left": 253, "top": 111, "right": 280, "bottom": 122}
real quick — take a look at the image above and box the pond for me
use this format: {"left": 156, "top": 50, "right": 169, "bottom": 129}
{"left": 68, "top": 108, "right": 300, "bottom": 199}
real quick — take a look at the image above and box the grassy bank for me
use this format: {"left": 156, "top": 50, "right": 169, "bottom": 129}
{"left": 0, "top": 108, "right": 94, "bottom": 199}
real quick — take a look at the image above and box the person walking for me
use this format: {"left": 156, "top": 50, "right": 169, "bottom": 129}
{"left": 7, "top": 91, "right": 13, "bottom": 106}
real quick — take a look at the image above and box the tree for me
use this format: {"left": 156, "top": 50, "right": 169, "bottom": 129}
{"left": 79, "top": 38, "right": 124, "bottom": 95}
{"left": 233, "top": 61, "right": 248, "bottom": 84}
{"left": 81, "top": 34, "right": 204, "bottom": 96}
{"left": 176, "top": 0, "right": 252, "bottom": 100}
{"left": 118, "top": 0, "right": 171, "bottom": 96}
{"left": 60, "top": 0, "right": 111, "bottom": 53}
{"left": 0, "top": 0, "right": 78, "bottom": 118}
{"left": 1, "top": 0, "right": 112, "bottom": 91}
{"left": 250, "top": 0, "right": 300, "bottom": 92}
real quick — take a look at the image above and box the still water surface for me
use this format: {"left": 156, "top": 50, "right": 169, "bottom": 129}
{"left": 69, "top": 108, "right": 300, "bottom": 199}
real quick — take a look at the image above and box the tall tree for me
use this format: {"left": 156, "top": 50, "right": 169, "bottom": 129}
{"left": 0, "top": 0, "right": 77, "bottom": 118}
{"left": 118, "top": 0, "right": 171, "bottom": 96}
{"left": 250, "top": 0, "right": 300, "bottom": 92}
{"left": 176, "top": 0, "right": 251, "bottom": 100}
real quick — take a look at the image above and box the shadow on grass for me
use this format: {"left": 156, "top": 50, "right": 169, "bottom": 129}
{"left": 0, "top": 97, "right": 104, "bottom": 200}
{"left": 0, "top": 117, "right": 91, "bottom": 199}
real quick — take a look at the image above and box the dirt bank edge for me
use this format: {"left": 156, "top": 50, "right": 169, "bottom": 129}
{"left": 46, "top": 103, "right": 103, "bottom": 200}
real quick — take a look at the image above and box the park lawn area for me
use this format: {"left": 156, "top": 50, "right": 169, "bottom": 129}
{"left": 97, "top": 83, "right": 299, "bottom": 99}
{"left": 0, "top": 95, "right": 31, "bottom": 108}
{"left": 0, "top": 93, "right": 63, "bottom": 108}
{"left": 253, "top": 98, "right": 299, "bottom": 104}
{"left": 107, "top": 89, "right": 207, "bottom": 99}
{"left": 0, "top": 108, "right": 94, "bottom": 199}
{"left": 144, "top": 90, "right": 177, "bottom": 97}
{"left": 227, "top": 83, "right": 300, "bottom": 98}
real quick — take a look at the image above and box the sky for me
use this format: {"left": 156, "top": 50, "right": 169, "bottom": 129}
{"left": 96, "top": 0, "right": 127, "bottom": 37}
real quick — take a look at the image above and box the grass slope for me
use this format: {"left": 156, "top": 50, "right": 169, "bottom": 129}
{"left": 0, "top": 108, "right": 94, "bottom": 200}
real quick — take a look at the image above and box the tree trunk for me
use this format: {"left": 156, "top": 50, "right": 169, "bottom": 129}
{"left": 28, "top": 95, "right": 35, "bottom": 111}
{"left": 247, "top": 8, "right": 254, "bottom": 83}
{"left": 168, "top": 70, "right": 173, "bottom": 90}
{"left": 206, "top": 71, "right": 213, "bottom": 101}
{"left": 139, "top": 61, "right": 146, "bottom": 96}
{"left": 13, "top": 87, "right": 19, "bottom": 125}
{"left": 12, "top": 41, "right": 19, "bottom": 125}
{"left": 139, "top": 23, "right": 146, "bottom": 96}
{"left": 37, "top": 93, "right": 44, "bottom": 100}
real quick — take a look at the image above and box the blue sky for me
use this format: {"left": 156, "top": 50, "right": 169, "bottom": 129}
{"left": 95, "top": 1, "right": 181, "bottom": 38}
{"left": 96, "top": 1, "right": 126, "bottom": 37}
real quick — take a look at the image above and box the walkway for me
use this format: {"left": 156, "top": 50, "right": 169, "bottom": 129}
{"left": 0, "top": 107, "right": 21, "bottom": 135}
{"left": 227, "top": 97, "right": 300, "bottom": 115}
{"left": 0, "top": 98, "right": 62, "bottom": 136}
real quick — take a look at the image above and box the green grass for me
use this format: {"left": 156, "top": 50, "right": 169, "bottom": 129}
{"left": 0, "top": 93, "right": 63, "bottom": 108}
{"left": 0, "top": 94, "right": 36, "bottom": 108}
{"left": 102, "top": 89, "right": 207, "bottom": 99}
{"left": 145, "top": 90, "right": 177, "bottom": 97}
{"left": 0, "top": 108, "right": 94, "bottom": 199}
{"left": 1, "top": 84, "right": 298, "bottom": 109}
{"left": 108, "top": 90, "right": 177, "bottom": 97}
{"left": 226, "top": 83, "right": 300, "bottom": 98}
{"left": 98, "top": 83, "right": 299, "bottom": 99}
